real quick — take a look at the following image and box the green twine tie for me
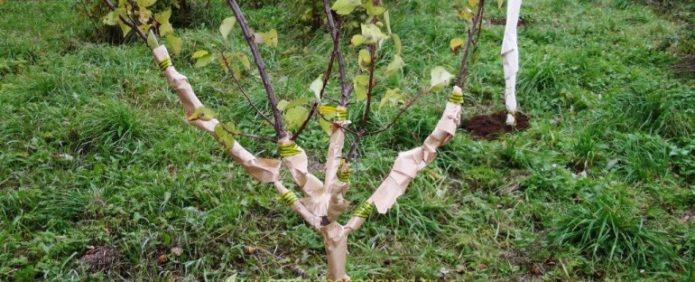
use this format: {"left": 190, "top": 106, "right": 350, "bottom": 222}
{"left": 319, "top": 105, "right": 348, "bottom": 121}
{"left": 353, "top": 202, "right": 374, "bottom": 219}
{"left": 278, "top": 142, "right": 302, "bottom": 158}
{"left": 280, "top": 191, "right": 298, "bottom": 205}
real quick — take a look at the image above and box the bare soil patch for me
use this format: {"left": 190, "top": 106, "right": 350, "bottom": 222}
{"left": 462, "top": 111, "right": 530, "bottom": 140}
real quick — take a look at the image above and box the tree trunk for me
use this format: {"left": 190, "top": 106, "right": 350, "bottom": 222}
{"left": 322, "top": 223, "right": 350, "bottom": 281}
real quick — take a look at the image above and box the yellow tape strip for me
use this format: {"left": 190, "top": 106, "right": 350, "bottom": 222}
{"left": 337, "top": 169, "right": 350, "bottom": 183}
{"left": 278, "top": 142, "right": 302, "bottom": 158}
{"left": 448, "top": 90, "right": 464, "bottom": 104}
{"left": 280, "top": 190, "right": 298, "bottom": 205}
{"left": 353, "top": 201, "right": 374, "bottom": 218}
{"left": 159, "top": 58, "right": 172, "bottom": 71}
{"left": 319, "top": 105, "right": 348, "bottom": 121}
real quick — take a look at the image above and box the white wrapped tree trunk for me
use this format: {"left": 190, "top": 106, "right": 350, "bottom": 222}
{"left": 501, "top": 0, "right": 522, "bottom": 125}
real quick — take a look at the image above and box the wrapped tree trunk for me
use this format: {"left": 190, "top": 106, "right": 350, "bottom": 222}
{"left": 501, "top": 0, "right": 523, "bottom": 126}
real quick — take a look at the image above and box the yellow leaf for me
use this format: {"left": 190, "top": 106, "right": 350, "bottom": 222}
{"left": 361, "top": 23, "right": 387, "bottom": 44}
{"left": 187, "top": 107, "right": 216, "bottom": 121}
{"left": 498, "top": 0, "right": 505, "bottom": 9}
{"left": 458, "top": 7, "right": 473, "bottom": 21}
{"left": 384, "top": 55, "right": 404, "bottom": 77}
{"left": 284, "top": 106, "right": 309, "bottom": 130}
{"left": 392, "top": 34, "right": 402, "bottom": 55}
{"left": 277, "top": 100, "right": 289, "bottom": 111}
{"left": 219, "top": 17, "right": 236, "bottom": 40}
{"left": 137, "top": 0, "right": 157, "bottom": 8}
{"left": 469, "top": 0, "right": 479, "bottom": 8}
{"left": 310, "top": 76, "right": 324, "bottom": 101}
{"left": 384, "top": 10, "right": 392, "bottom": 34}
{"left": 353, "top": 75, "right": 369, "bottom": 101}
{"left": 450, "top": 37, "right": 465, "bottom": 54}
{"left": 351, "top": 35, "right": 366, "bottom": 47}
{"left": 430, "top": 67, "right": 454, "bottom": 91}
{"left": 255, "top": 29, "right": 278, "bottom": 47}
{"left": 331, "top": 0, "right": 361, "bottom": 15}
{"left": 166, "top": 35, "right": 182, "bottom": 56}
{"left": 192, "top": 50, "right": 209, "bottom": 59}
{"left": 155, "top": 10, "right": 173, "bottom": 36}
{"left": 116, "top": 18, "right": 132, "bottom": 38}
{"left": 102, "top": 11, "right": 118, "bottom": 26}
{"left": 358, "top": 49, "right": 371, "bottom": 69}
{"left": 363, "top": 0, "right": 385, "bottom": 16}
{"left": 379, "top": 89, "right": 403, "bottom": 109}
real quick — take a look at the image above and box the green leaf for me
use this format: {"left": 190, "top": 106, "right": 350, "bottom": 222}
{"left": 155, "top": 9, "right": 173, "bottom": 36}
{"left": 277, "top": 99, "right": 289, "bottom": 111}
{"left": 192, "top": 50, "right": 213, "bottom": 68}
{"left": 383, "top": 10, "right": 392, "bottom": 34}
{"left": 255, "top": 29, "right": 278, "bottom": 47}
{"left": 384, "top": 55, "right": 404, "bottom": 77}
{"left": 430, "top": 67, "right": 454, "bottom": 91}
{"left": 498, "top": 0, "right": 505, "bottom": 9}
{"left": 469, "top": 0, "right": 480, "bottom": 8}
{"left": 219, "top": 17, "right": 236, "bottom": 41}
{"left": 379, "top": 89, "right": 403, "bottom": 109}
{"left": 363, "top": 0, "right": 385, "bottom": 16}
{"left": 147, "top": 30, "right": 159, "bottom": 49}
{"left": 192, "top": 50, "right": 209, "bottom": 59}
{"left": 450, "top": 37, "right": 465, "bottom": 54}
{"left": 187, "top": 107, "right": 216, "bottom": 121}
{"left": 284, "top": 106, "right": 309, "bottom": 130}
{"left": 353, "top": 75, "right": 369, "bottom": 101}
{"left": 358, "top": 49, "right": 371, "bottom": 69}
{"left": 310, "top": 76, "right": 324, "bottom": 101}
{"left": 137, "top": 0, "right": 157, "bottom": 8}
{"left": 166, "top": 35, "right": 182, "bottom": 56}
{"left": 392, "top": 34, "right": 402, "bottom": 55}
{"left": 214, "top": 122, "right": 237, "bottom": 149}
{"left": 351, "top": 35, "right": 366, "bottom": 47}
{"left": 319, "top": 118, "right": 333, "bottom": 136}
{"left": 361, "top": 23, "right": 388, "bottom": 44}
{"left": 331, "top": 0, "right": 361, "bottom": 15}
{"left": 102, "top": 11, "right": 118, "bottom": 26}
{"left": 117, "top": 20, "right": 132, "bottom": 38}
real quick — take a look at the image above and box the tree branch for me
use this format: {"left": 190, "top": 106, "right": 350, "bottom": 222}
{"left": 225, "top": 0, "right": 287, "bottom": 140}
{"left": 219, "top": 50, "right": 274, "bottom": 126}
{"left": 455, "top": 0, "right": 485, "bottom": 88}
{"left": 322, "top": 0, "right": 351, "bottom": 106}
{"left": 101, "top": 0, "right": 147, "bottom": 41}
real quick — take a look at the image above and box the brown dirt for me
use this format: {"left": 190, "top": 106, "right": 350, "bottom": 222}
{"left": 461, "top": 111, "right": 530, "bottom": 140}
{"left": 79, "top": 246, "right": 118, "bottom": 272}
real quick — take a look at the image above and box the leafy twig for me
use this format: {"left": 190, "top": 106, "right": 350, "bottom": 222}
{"left": 101, "top": 0, "right": 147, "bottom": 41}
{"left": 455, "top": 0, "right": 485, "bottom": 88}
{"left": 225, "top": 0, "right": 287, "bottom": 140}
{"left": 218, "top": 50, "right": 274, "bottom": 126}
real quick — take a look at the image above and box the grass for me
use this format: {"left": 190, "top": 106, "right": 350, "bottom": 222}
{"left": 1, "top": 0, "right": 694, "bottom": 280}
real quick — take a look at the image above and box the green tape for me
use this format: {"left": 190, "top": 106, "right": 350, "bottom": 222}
{"left": 278, "top": 142, "right": 302, "bottom": 158}
{"left": 280, "top": 191, "right": 298, "bottom": 205}
{"left": 353, "top": 201, "right": 374, "bottom": 219}
{"left": 448, "top": 90, "right": 463, "bottom": 104}
{"left": 319, "top": 105, "right": 348, "bottom": 121}
{"left": 159, "top": 58, "right": 172, "bottom": 71}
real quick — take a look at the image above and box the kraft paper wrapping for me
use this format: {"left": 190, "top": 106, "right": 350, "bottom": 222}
{"left": 325, "top": 121, "right": 350, "bottom": 221}
{"left": 321, "top": 222, "right": 350, "bottom": 282}
{"left": 278, "top": 139, "right": 329, "bottom": 216}
{"left": 368, "top": 87, "right": 462, "bottom": 214}
{"left": 152, "top": 45, "right": 280, "bottom": 183}
{"left": 501, "top": 0, "right": 522, "bottom": 125}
